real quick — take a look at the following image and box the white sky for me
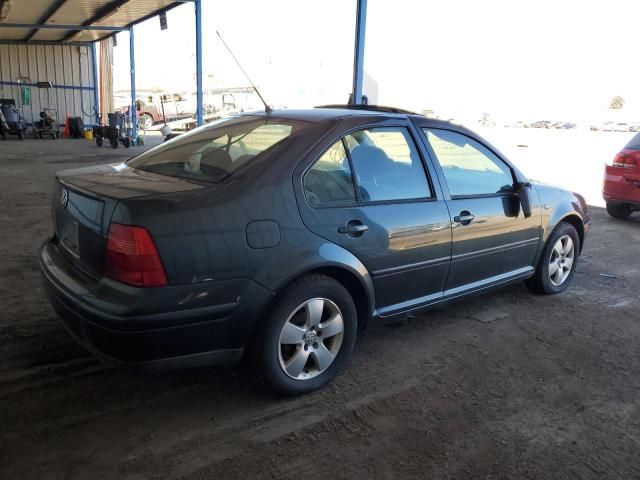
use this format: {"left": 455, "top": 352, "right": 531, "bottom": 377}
{"left": 113, "top": 0, "right": 640, "bottom": 121}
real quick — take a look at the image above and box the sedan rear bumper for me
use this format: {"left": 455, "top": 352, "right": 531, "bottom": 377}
{"left": 40, "top": 236, "right": 274, "bottom": 368}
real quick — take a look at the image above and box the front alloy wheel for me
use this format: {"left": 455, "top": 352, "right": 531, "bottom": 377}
{"left": 525, "top": 221, "right": 580, "bottom": 294}
{"left": 548, "top": 235, "right": 575, "bottom": 286}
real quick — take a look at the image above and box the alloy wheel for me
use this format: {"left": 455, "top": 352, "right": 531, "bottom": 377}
{"left": 549, "top": 234, "right": 575, "bottom": 286}
{"left": 278, "top": 298, "right": 344, "bottom": 380}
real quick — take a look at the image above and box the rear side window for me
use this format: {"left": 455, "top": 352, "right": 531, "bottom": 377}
{"left": 625, "top": 132, "right": 640, "bottom": 150}
{"left": 127, "top": 116, "right": 310, "bottom": 183}
{"left": 304, "top": 141, "right": 357, "bottom": 207}
{"left": 345, "top": 127, "right": 432, "bottom": 202}
{"left": 424, "top": 129, "right": 514, "bottom": 197}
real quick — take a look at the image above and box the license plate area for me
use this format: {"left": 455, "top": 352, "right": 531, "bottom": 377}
{"left": 60, "top": 219, "right": 80, "bottom": 258}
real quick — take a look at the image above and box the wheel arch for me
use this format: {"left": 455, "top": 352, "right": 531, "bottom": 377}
{"left": 304, "top": 265, "right": 372, "bottom": 331}
{"left": 558, "top": 213, "right": 585, "bottom": 253}
{"left": 243, "top": 262, "right": 374, "bottom": 362}
{"left": 258, "top": 259, "right": 374, "bottom": 332}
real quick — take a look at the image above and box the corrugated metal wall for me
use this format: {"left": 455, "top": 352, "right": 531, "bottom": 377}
{"left": 0, "top": 42, "right": 97, "bottom": 127}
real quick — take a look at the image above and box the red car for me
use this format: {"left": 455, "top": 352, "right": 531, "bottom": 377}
{"left": 603, "top": 132, "right": 640, "bottom": 219}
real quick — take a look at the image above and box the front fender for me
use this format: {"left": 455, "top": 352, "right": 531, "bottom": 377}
{"left": 532, "top": 182, "right": 589, "bottom": 261}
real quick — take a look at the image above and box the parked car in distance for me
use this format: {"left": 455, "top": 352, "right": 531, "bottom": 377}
{"left": 530, "top": 120, "right": 552, "bottom": 129}
{"left": 116, "top": 91, "right": 196, "bottom": 128}
{"left": 40, "top": 105, "right": 590, "bottom": 395}
{"left": 603, "top": 131, "right": 640, "bottom": 219}
{"left": 613, "top": 122, "right": 630, "bottom": 132}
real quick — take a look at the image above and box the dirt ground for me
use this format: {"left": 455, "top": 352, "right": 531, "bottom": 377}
{"left": 1, "top": 136, "right": 639, "bottom": 480}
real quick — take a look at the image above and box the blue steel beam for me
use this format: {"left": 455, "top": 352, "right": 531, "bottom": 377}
{"left": 0, "top": 23, "right": 127, "bottom": 31}
{"left": 91, "top": 43, "right": 100, "bottom": 123}
{"left": 351, "top": 0, "right": 367, "bottom": 105}
{"left": 195, "top": 0, "right": 203, "bottom": 126}
{"left": 0, "top": 80, "right": 93, "bottom": 90}
{"left": 129, "top": 27, "right": 137, "bottom": 142}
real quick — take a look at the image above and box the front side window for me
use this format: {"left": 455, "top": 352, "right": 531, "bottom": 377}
{"left": 128, "top": 116, "right": 309, "bottom": 183}
{"left": 424, "top": 129, "right": 514, "bottom": 197}
{"left": 304, "top": 140, "right": 357, "bottom": 207}
{"left": 345, "top": 127, "right": 431, "bottom": 202}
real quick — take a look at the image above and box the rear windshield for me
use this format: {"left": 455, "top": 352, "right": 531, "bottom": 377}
{"left": 625, "top": 132, "right": 640, "bottom": 150}
{"left": 127, "top": 115, "right": 311, "bottom": 182}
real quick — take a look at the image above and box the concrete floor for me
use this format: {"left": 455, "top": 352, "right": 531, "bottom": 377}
{"left": 1, "top": 136, "right": 639, "bottom": 479}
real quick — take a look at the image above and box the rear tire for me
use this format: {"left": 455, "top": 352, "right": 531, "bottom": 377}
{"left": 17, "top": 129, "right": 24, "bottom": 140}
{"left": 252, "top": 274, "right": 357, "bottom": 396}
{"left": 606, "top": 201, "right": 632, "bottom": 219}
{"left": 525, "top": 222, "right": 580, "bottom": 295}
{"left": 96, "top": 136, "right": 104, "bottom": 147}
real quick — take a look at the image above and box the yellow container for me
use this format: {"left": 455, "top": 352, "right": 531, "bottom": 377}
{"left": 84, "top": 129, "right": 93, "bottom": 140}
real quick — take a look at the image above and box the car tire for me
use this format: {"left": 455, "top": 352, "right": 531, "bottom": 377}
{"left": 525, "top": 222, "right": 580, "bottom": 295}
{"left": 140, "top": 114, "right": 154, "bottom": 129}
{"left": 606, "top": 201, "right": 632, "bottom": 220}
{"left": 252, "top": 274, "right": 358, "bottom": 396}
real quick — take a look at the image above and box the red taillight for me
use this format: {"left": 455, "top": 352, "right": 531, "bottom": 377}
{"left": 105, "top": 223, "right": 168, "bottom": 287}
{"left": 612, "top": 149, "right": 640, "bottom": 169}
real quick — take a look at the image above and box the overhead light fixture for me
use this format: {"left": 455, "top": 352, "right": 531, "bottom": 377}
{"left": 0, "top": 0, "right": 12, "bottom": 22}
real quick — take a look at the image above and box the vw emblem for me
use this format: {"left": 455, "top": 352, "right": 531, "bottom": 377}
{"left": 60, "top": 189, "right": 69, "bottom": 208}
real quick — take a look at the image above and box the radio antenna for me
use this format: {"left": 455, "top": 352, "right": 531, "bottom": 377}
{"left": 216, "top": 31, "right": 272, "bottom": 114}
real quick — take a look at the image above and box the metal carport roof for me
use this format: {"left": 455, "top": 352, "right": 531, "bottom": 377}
{"left": 0, "top": 0, "right": 204, "bottom": 133}
{"left": 0, "top": 0, "right": 190, "bottom": 43}
{"left": 0, "top": 0, "right": 369, "bottom": 132}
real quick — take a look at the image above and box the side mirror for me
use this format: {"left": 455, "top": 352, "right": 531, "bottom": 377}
{"left": 516, "top": 181, "right": 533, "bottom": 218}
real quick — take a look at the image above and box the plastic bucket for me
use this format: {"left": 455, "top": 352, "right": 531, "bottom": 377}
{"left": 83, "top": 129, "right": 93, "bottom": 140}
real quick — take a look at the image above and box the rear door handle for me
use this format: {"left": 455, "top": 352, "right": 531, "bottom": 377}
{"left": 453, "top": 211, "right": 475, "bottom": 226}
{"left": 338, "top": 221, "right": 368, "bottom": 236}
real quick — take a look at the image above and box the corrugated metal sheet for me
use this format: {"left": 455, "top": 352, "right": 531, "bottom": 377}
{"left": 1, "top": 0, "right": 54, "bottom": 23}
{"left": 0, "top": 27, "right": 30, "bottom": 40}
{"left": 0, "top": 42, "right": 97, "bottom": 127}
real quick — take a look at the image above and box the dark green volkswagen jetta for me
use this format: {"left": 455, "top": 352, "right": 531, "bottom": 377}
{"left": 40, "top": 105, "right": 590, "bottom": 395}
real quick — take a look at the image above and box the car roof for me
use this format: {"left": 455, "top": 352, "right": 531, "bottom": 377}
{"left": 248, "top": 106, "right": 461, "bottom": 129}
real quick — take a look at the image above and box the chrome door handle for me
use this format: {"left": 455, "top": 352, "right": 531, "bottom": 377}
{"left": 338, "top": 222, "right": 368, "bottom": 236}
{"left": 454, "top": 211, "right": 475, "bottom": 225}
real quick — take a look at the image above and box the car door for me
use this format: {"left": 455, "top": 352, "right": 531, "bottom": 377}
{"left": 296, "top": 119, "right": 452, "bottom": 316}
{"left": 419, "top": 126, "right": 542, "bottom": 293}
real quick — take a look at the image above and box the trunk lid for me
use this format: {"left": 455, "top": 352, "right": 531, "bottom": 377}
{"left": 53, "top": 163, "right": 204, "bottom": 278}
